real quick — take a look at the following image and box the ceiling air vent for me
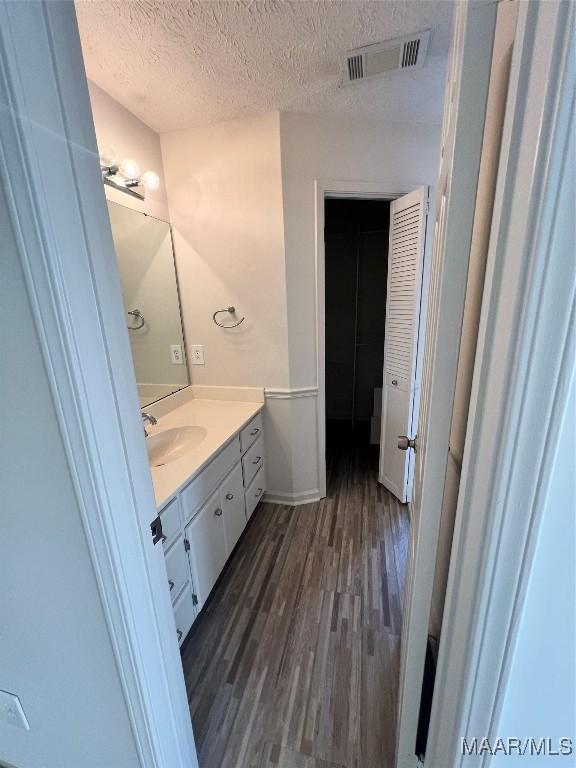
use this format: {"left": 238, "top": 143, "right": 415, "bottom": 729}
{"left": 347, "top": 54, "right": 365, "bottom": 82}
{"left": 342, "top": 30, "right": 430, "bottom": 85}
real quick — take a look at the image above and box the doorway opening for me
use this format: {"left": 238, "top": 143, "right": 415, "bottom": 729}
{"left": 324, "top": 197, "right": 390, "bottom": 459}
{"left": 318, "top": 185, "right": 429, "bottom": 505}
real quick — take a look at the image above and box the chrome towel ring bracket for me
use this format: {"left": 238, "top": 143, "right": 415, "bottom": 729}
{"left": 212, "top": 306, "right": 245, "bottom": 329}
{"left": 127, "top": 308, "right": 145, "bottom": 330}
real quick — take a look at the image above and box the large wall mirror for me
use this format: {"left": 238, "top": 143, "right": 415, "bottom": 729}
{"left": 107, "top": 201, "right": 190, "bottom": 407}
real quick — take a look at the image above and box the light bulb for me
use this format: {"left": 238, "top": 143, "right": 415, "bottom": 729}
{"left": 119, "top": 158, "right": 141, "bottom": 179}
{"left": 98, "top": 145, "right": 117, "bottom": 168}
{"left": 142, "top": 170, "right": 160, "bottom": 191}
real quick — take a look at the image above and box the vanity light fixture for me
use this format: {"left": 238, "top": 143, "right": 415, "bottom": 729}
{"left": 100, "top": 149, "right": 160, "bottom": 201}
{"left": 141, "top": 170, "right": 160, "bottom": 191}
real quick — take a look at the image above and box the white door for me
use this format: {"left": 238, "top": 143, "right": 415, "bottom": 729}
{"left": 379, "top": 187, "right": 429, "bottom": 503}
{"left": 394, "top": 3, "right": 500, "bottom": 766}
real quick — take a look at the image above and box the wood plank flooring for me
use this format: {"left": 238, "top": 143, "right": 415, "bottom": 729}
{"left": 181, "top": 432, "right": 410, "bottom": 768}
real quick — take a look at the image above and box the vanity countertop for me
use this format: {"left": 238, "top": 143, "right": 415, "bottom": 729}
{"left": 148, "top": 398, "right": 264, "bottom": 509}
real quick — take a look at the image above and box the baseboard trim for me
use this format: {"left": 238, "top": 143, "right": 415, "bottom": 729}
{"left": 263, "top": 488, "right": 322, "bottom": 506}
{"left": 265, "top": 386, "right": 318, "bottom": 400}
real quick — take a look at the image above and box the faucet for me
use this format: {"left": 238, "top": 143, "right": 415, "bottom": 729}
{"left": 142, "top": 411, "right": 158, "bottom": 437}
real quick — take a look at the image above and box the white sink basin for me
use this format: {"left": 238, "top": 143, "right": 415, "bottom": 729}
{"left": 147, "top": 426, "right": 207, "bottom": 467}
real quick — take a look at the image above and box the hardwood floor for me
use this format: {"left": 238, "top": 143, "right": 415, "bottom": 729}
{"left": 181, "top": 429, "right": 410, "bottom": 768}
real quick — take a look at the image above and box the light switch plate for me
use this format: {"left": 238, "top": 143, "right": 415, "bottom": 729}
{"left": 190, "top": 345, "right": 205, "bottom": 365}
{"left": 0, "top": 689, "right": 30, "bottom": 731}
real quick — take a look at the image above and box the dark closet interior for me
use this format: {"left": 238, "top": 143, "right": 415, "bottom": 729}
{"left": 325, "top": 198, "right": 390, "bottom": 448}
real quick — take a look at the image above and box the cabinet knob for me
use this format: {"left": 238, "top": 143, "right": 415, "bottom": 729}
{"left": 168, "top": 579, "right": 175, "bottom": 591}
{"left": 392, "top": 379, "right": 398, "bottom": 386}
{"left": 250, "top": 428, "right": 260, "bottom": 436}
{"left": 215, "top": 508, "right": 223, "bottom": 516}
{"left": 252, "top": 456, "right": 262, "bottom": 465}
{"left": 226, "top": 492, "right": 234, "bottom": 500}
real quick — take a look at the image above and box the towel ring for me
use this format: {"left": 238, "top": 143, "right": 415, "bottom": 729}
{"left": 212, "top": 306, "right": 245, "bottom": 329}
{"left": 127, "top": 309, "right": 145, "bottom": 330}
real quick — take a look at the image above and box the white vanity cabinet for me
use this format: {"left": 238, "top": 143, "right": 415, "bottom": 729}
{"left": 184, "top": 489, "right": 227, "bottom": 607}
{"left": 157, "top": 410, "right": 265, "bottom": 646}
{"left": 221, "top": 462, "right": 248, "bottom": 554}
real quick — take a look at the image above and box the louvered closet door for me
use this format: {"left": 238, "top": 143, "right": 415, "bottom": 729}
{"left": 379, "top": 186, "right": 428, "bottom": 502}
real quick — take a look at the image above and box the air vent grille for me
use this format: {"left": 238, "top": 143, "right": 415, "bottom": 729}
{"left": 342, "top": 30, "right": 430, "bottom": 85}
{"left": 401, "top": 38, "right": 421, "bottom": 68}
{"left": 347, "top": 54, "right": 364, "bottom": 82}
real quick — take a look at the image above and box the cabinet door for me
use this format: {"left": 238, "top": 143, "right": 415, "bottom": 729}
{"left": 159, "top": 496, "right": 181, "bottom": 551}
{"left": 173, "top": 586, "right": 195, "bottom": 646}
{"left": 164, "top": 536, "right": 189, "bottom": 604}
{"left": 240, "top": 412, "right": 263, "bottom": 453}
{"left": 185, "top": 489, "right": 227, "bottom": 607}
{"left": 246, "top": 463, "right": 266, "bottom": 521}
{"left": 221, "top": 462, "right": 246, "bottom": 555}
{"left": 242, "top": 434, "right": 264, "bottom": 487}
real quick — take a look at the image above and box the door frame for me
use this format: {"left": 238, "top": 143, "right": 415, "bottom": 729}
{"left": 0, "top": 3, "right": 198, "bottom": 766}
{"left": 315, "top": 180, "right": 426, "bottom": 498}
{"left": 395, "top": 3, "right": 502, "bottom": 765}
{"left": 426, "top": 1, "right": 575, "bottom": 763}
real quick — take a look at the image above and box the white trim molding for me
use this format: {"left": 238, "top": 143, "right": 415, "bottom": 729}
{"left": 265, "top": 386, "right": 318, "bottom": 400}
{"left": 426, "top": 1, "right": 575, "bottom": 764}
{"left": 263, "top": 488, "right": 321, "bottom": 506}
{"left": 395, "top": 3, "right": 500, "bottom": 764}
{"left": 0, "top": 4, "right": 197, "bottom": 766}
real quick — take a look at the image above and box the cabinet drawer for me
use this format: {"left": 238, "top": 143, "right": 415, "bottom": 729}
{"left": 164, "top": 537, "right": 189, "bottom": 604}
{"left": 221, "top": 462, "right": 246, "bottom": 555}
{"left": 173, "top": 586, "right": 195, "bottom": 646}
{"left": 159, "top": 496, "right": 181, "bottom": 551}
{"left": 245, "top": 463, "right": 266, "bottom": 521}
{"left": 240, "top": 412, "right": 263, "bottom": 454}
{"left": 242, "top": 435, "right": 264, "bottom": 488}
{"left": 184, "top": 489, "right": 227, "bottom": 608}
{"left": 181, "top": 436, "right": 241, "bottom": 524}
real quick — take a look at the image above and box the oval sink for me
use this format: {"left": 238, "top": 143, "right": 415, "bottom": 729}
{"left": 147, "top": 425, "right": 207, "bottom": 467}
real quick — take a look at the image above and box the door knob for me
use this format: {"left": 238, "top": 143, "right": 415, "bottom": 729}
{"left": 398, "top": 435, "right": 417, "bottom": 451}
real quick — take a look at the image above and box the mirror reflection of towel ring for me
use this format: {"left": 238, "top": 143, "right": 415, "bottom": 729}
{"left": 212, "top": 306, "right": 245, "bottom": 329}
{"left": 127, "top": 308, "right": 145, "bottom": 330}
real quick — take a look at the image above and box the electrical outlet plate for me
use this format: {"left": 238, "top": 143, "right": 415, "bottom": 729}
{"left": 190, "top": 344, "right": 205, "bottom": 365}
{"left": 0, "top": 689, "right": 30, "bottom": 731}
{"left": 170, "top": 344, "right": 184, "bottom": 365}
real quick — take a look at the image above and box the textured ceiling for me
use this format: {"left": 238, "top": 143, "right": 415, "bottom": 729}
{"left": 76, "top": 0, "right": 453, "bottom": 134}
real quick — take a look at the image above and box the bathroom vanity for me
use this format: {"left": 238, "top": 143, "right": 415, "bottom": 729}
{"left": 105, "top": 198, "right": 265, "bottom": 647}
{"left": 148, "top": 396, "right": 266, "bottom": 646}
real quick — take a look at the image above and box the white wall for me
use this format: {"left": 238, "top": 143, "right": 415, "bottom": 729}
{"left": 160, "top": 110, "right": 442, "bottom": 500}
{"left": 493, "top": 374, "right": 575, "bottom": 764}
{"left": 160, "top": 111, "right": 289, "bottom": 389}
{"left": 0, "top": 184, "right": 140, "bottom": 768}
{"left": 88, "top": 80, "right": 169, "bottom": 221}
{"left": 161, "top": 112, "right": 295, "bottom": 496}
{"left": 279, "top": 112, "right": 442, "bottom": 498}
